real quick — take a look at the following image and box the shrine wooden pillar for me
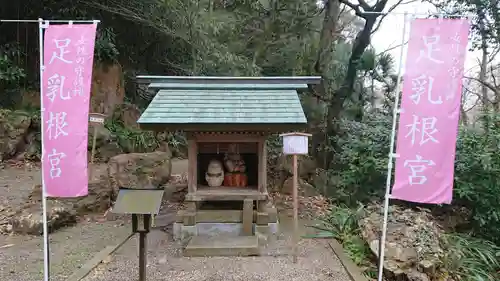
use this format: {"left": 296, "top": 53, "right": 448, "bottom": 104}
{"left": 257, "top": 137, "right": 267, "bottom": 194}
{"left": 187, "top": 134, "right": 198, "bottom": 194}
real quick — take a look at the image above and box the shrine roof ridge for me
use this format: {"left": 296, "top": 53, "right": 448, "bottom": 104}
{"left": 135, "top": 75, "right": 322, "bottom": 86}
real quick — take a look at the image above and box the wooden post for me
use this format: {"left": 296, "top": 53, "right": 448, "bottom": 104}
{"left": 187, "top": 138, "right": 197, "bottom": 194}
{"left": 90, "top": 126, "right": 97, "bottom": 164}
{"left": 138, "top": 232, "right": 147, "bottom": 281}
{"left": 88, "top": 113, "right": 106, "bottom": 165}
{"left": 279, "top": 132, "right": 312, "bottom": 264}
{"left": 292, "top": 154, "right": 298, "bottom": 263}
{"left": 138, "top": 214, "right": 150, "bottom": 281}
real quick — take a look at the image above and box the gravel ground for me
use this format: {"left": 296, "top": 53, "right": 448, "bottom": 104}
{"left": 0, "top": 164, "right": 131, "bottom": 281}
{"left": 82, "top": 218, "right": 351, "bottom": 281}
{"left": 0, "top": 161, "right": 352, "bottom": 281}
{"left": 0, "top": 221, "right": 131, "bottom": 281}
{"left": 0, "top": 164, "right": 40, "bottom": 207}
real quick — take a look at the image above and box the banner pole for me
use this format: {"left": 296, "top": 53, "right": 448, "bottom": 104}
{"left": 292, "top": 153, "right": 298, "bottom": 263}
{"left": 1, "top": 19, "right": 99, "bottom": 23}
{"left": 377, "top": 12, "right": 408, "bottom": 281}
{"left": 38, "top": 18, "right": 50, "bottom": 281}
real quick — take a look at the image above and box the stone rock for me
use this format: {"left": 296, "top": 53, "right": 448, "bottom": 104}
{"left": 282, "top": 177, "right": 319, "bottom": 197}
{"left": 369, "top": 240, "right": 418, "bottom": 262}
{"left": 21, "top": 130, "right": 41, "bottom": 161}
{"left": 10, "top": 201, "right": 77, "bottom": 235}
{"left": 110, "top": 103, "right": 142, "bottom": 129}
{"left": 6, "top": 167, "right": 113, "bottom": 235}
{"left": 90, "top": 63, "right": 125, "bottom": 116}
{"left": 87, "top": 125, "right": 123, "bottom": 162}
{"left": 88, "top": 125, "right": 112, "bottom": 147}
{"left": 278, "top": 155, "right": 317, "bottom": 178}
{"left": 29, "top": 176, "right": 113, "bottom": 215}
{"left": 163, "top": 174, "right": 188, "bottom": 202}
{"left": 0, "top": 110, "right": 32, "bottom": 161}
{"left": 417, "top": 260, "right": 436, "bottom": 275}
{"left": 108, "top": 152, "right": 172, "bottom": 195}
{"left": 359, "top": 203, "right": 442, "bottom": 281}
{"left": 20, "top": 90, "right": 41, "bottom": 108}
{"left": 156, "top": 140, "right": 184, "bottom": 158}
{"left": 97, "top": 142, "right": 123, "bottom": 162}
{"left": 407, "top": 270, "right": 431, "bottom": 281}
{"left": 0, "top": 203, "right": 16, "bottom": 234}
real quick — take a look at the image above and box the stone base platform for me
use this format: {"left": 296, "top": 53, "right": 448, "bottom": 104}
{"left": 184, "top": 235, "right": 260, "bottom": 257}
{"left": 173, "top": 206, "right": 279, "bottom": 243}
{"left": 173, "top": 221, "right": 279, "bottom": 241}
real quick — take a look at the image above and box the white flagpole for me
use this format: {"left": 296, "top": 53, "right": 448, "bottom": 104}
{"left": 38, "top": 18, "right": 50, "bottom": 281}
{"left": 377, "top": 12, "right": 409, "bottom": 281}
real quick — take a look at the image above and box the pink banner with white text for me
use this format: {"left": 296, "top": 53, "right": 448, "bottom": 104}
{"left": 391, "top": 18, "right": 470, "bottom": 204}
{"left": 42, "top": 24, "right": 97, "bottom": 197}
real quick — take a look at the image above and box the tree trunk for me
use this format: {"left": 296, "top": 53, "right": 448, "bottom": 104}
{"left": 460, "top": 91, "right": 469, "bottom": 126}
{"left": 311, "top": 0, "right": 341, "bottom": 168}
{"left": 324, "top": 15, "right": 378, "bottom": 169}
{"left": 478, "top": 10, "right": 489, "bottom": 134}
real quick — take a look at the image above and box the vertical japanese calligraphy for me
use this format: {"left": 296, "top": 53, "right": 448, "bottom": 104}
{"left": 42, "top": 24, "right": 97, "bottom": 197}
{"left": 392, "top": 18, "right": 470, "bottom": 204}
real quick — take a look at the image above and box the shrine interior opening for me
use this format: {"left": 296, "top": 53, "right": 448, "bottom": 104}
{"left": 197, "top": 142, "right": 259, "bottom": 189}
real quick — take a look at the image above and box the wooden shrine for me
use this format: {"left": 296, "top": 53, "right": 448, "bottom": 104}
{"left": 136, "top": 76, "right": 320, "bottom": 256}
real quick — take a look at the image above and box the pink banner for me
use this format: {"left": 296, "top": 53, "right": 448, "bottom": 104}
{"left": 392, "top": 19, "right": 470, "bottom": 204}
{"left": 41, "top": 24, "right": 97, "bottom": 197}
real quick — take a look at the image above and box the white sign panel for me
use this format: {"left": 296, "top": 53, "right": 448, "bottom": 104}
{"left": 282, "top": 135, "right": 309, "bottom": 155}
{"left": 89, "top": 116, "right": 105, "bottom": 124}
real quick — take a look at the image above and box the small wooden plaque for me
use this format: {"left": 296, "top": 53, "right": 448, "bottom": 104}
{"left": 89, "top": 113, "right": 106, "bottom": 125}
{"left": 280, "top": 132, "right": 311, "bottom": 155}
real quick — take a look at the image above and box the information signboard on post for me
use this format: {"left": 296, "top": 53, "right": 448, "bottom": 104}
{"left": 89, "top": 113, "right": 106, "bottom": 164}
{"left": 279, "top": 132, "right": 311, "bottom": 263}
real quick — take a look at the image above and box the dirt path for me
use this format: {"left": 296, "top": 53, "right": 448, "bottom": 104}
{"left": 0, "top": 165, "right": 131, "bottom": 281}
{"left": 0, "top": 221, "right": 131, "bottom": 281}
{"left": 0, "top": 160, "right": 189, "bottom": 281}
{"left": 0, "top": 159, "right": 350, "bottom": 281}
{"left": 82, "top": 216, "right": 351, "bottom": 281}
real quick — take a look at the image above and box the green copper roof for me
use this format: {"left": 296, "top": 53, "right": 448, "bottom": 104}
{"left": 136, "top": 76, "right": 322, "bottom": 131}
{"left": 138, "top": 87, "right": 310, "bottom": 131}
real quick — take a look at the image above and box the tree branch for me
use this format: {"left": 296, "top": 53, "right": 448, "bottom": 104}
{"left": 490, "top": 65, "right": 499, "bottom": 88}
{"left": 338, "top": 0, "right": 365, "bottom": 18}
{"left": 377, "top": 40, "right": 408, "bottom": 56}
{"left": 466, "top": 75, "right": 500, "bottom": 96}
{"left": 371, "top": 0, "right": 418, "bottom": 34}
{"left": 357, "top": 0, "right": 372, "bottom": 10}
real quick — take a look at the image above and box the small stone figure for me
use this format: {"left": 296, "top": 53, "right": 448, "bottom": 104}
{"left": 224, "top": 144, "right": 248, "bottom": 187}
{"left": 205, "top": 160, "right": 224, "bottom": 187}
{"left": 224, "top": 144, "right": 246, "bottom": 173}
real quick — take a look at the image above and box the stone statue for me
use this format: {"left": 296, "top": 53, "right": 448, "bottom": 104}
{"left": 205, "top": 160, "right": 224, "bottom": 187}
{"left": 224, "top": 144, "right": 246, "bottom": 173}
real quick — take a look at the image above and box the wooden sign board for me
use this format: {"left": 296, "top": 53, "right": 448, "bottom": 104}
{"left": 280, "top": 132, "right": 312, "bottom": 155}
{"left": 279, "top": 132, "right": 312, "bottom": 263}
{"left": 88, "top": 113, "right": 107, "bottom": 164}
{"left": 89, "top": 113, "right": 106, "bottom": 125}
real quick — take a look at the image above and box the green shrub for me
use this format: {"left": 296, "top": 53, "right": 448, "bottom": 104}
{"left": 104, "top": 116, "right": 187, "bottom": 156}
{"left": 306, "top": 205, "right": 376, "bottom": 277}
{"left": 439, "top": 233, "right": 500, "bottom": 281}
{"left": 454, "top": 115, "right": 500, "bottom": 242}
{"left": 105, "top": 119, "right": 159, "bottom": 153}
{"left": 318, "top": 111, "right": 500, "bottom": 244}
{"left": 322, "top": 112, "right": 391, "bottom": 205}
{"left": 0, "top": 43, "right": 26, "bottom": 108}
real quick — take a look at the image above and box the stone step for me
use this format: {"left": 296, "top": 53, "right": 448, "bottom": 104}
{"left": 184, "top": 235, "right": 260, "bottom": 257}
{"left": 176, "top": 209, "right": 278, "bottom": 224}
